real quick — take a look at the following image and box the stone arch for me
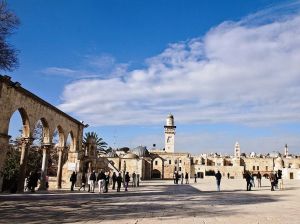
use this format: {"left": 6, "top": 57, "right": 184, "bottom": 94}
{"left": 66, "top": 131, "right": 76, "bottom": 152}
{"left": 152, "top": 169, "right": 161, "bottom": 178}
{"left": 8, "top": 107, "right": 31, "bottom": 138}
{"left": 54, "top": 125, "right": 65, "bottom": 147}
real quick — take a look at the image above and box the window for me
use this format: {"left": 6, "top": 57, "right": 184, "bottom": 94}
{"left": 175, "top": 167, "right": 177, "bottom": 171}
{"left": 169, "top": 160, "right": 171, "bottom": 165}
{"left": 257, "top": 166, "right": 259, "bottom": 170}
{"left": 179, "top": 160, "right": 182, "bottom": 163}
{"left": 253, "top": 166, "right": 255, "bottom": 170}
{"left": 195, "top": 160, "right": 198, "bottom": 164}
{"left": 155, "top": 161, "right": 158, "bottom": 165}
{"left": 175, "top": 160, "right": 177, "bottom": 164}
{"left": 179, "top": 167, "right": 181, "bottom": 171}
{"left": 266, "top": 166, "right": 268, "bottom": 171}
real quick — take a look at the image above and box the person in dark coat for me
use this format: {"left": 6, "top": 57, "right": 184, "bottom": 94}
{"left": 116, "top": 173, "right": 122, "bottom": 192}
{"left": 245, "top": 171, "right": 252, "bottom": 191}
{"left": 257, "top": 171, "right": 262, "bottom": 188}
{"left": 70, "top": 171, "right": 77, "bottom": 191}
{"left": 215, "top": 170, "right": 222, "bottom": 191}
{"left": 185, "top": 172, "right": 189, "bottom": 184}
{"left": 28, "top": 171, "right": 39, "bottom": 192}
{"left": 103, "top": 172, "right": 110, "bottom": 193}
{"left": 112, "top": 172, "right": 117, "bottom": 190}
{"left": 125, "top": 172, "right": 130, "bottom": 191}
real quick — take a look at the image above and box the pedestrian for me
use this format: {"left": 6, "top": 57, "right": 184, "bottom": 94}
{"left": 245, "top": 171, "right": 252, "bottom": 191}
{"left": 104, "top": 172, "right": 110, "bottom": 193}
{"left": 28, "top": 171, "right": 39, "bottom": 192}
{"left": 185, "top": 172, "right": 189, "bottom": 184}
{"left": 137, "top": 174, "right": 140, "bottom": 187}
{"left": 116, "top": 173, "right": 122, "bottom": 192}
{"left": 45, "top": 175, "right": 49, "bottom": 190}
{"left": 87, "top": 172, "right": 91, "bottom": 192}
{"left": 79, "top": 173, "right": 86, "bottom": 191}
{"left": 97, "top": 170, "right": 105, "bottom": 193}
{"left": 175, "top": 172, "right": 179, "bottom": 184}
{"left": 112, "top": 172, "right": 117, "bottom": 190}
{"left": 125, "top": 172, "right": 130, "bottom": 191}
{"left": 215, "top": 170, "right": 222, "bottom": 191}
{"left": 227, "top": 172, "right": 230, "bottom": 179}
{"left": 132, "top": 172, "right": 137, "bottom": 187}
{"left": 181, "top": 173, "right": 184, "bottom": 184}
{"left": 89, "top": 170, "right": 96, "bottom": 193}
{"left": 257, "top": 171, "right": 262, "bottom": 188}
{"left": 173, "top": 172, "right": 176, "bottom": 184}
{"left": 274, "top": 172, "right": 278, "bottom": 189}
{"left": 278, "top": 170, "right": 283, "bottom": 190}
{"left": 270, "top": 172, "right": 276, "bottom": 191}
{"left": 70, "top": 171, "right": 77, "bottom": 191}
{"left": 194, "top": 173, "right": 197, "bottom": 183}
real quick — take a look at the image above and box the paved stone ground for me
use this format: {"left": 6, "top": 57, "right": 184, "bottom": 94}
{"left": 0, "top": 178, "right": 299, "bottom": 224}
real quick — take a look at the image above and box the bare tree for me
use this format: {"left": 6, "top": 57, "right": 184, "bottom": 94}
{"left": 0, "top": 0, "right": 19, "bottom": 71}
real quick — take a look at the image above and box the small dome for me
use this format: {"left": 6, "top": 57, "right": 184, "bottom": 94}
{"left": 107, "top": 151, "right": 118, "bottom": 158}
{"left": 131, "top": 146, "right": 149, "bottom": 157}
{"left": 123, "top": 152, "right": 139, "bottom": 159}
{"left": 269, "top": 151, "right": 281, "bottom": 158}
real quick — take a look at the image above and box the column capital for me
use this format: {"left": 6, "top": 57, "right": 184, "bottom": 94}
{"left": 21, "top": 137, "right": 34, "bottom": 145}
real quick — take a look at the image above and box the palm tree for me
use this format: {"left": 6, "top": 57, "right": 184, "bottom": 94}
{"left": 83, "top": 132, "right": 108, "bottom": 153}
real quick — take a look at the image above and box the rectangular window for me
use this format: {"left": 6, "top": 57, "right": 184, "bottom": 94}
{"left": 257, "top": 166, "right": 259, "bottom": 171}
{"left": 253, "top": 166, "right": 255, "bottom": 170}
{"left": 179, "top": 167, "right": 181, "bottom": 171}
{"left": 155, "top": 161, "right": 158, "bottom": 165}
{"left": 175, "top": 160, "right": 177, "bottom": 164}
{"left": 179, "top": 160, "right": 182, "bottom": 163}
{"left": 169, "top": 160, "right": 171, "bottom": 165}
{"left": 175, "top": 167, "right": 177, "bottom": 171}
{"left": 266, "top": 166, "right": 268, "bottom": 171}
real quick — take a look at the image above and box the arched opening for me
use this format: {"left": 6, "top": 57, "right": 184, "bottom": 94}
{"left": 152, "top": 169, "right": 161, "bottom": 179}
{"left": 3, "top": 108, "right": 30, "bottom": 192}
{"left": 66, "top": 131, "right": 75, "bottom": 152}
{"left": 48, "top": 126, "right": 65, "bottom": 177}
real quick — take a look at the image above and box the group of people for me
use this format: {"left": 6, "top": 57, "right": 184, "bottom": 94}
{"left": 24, "top": 171, "right": 47, "bottom": 192}
{"left": 173, "top": 172, "right": 190, "bottom": 184}
{"left": 71, "top": 170, "right": 139, "bottom": 193}
{"left": 214, "top": 170, "right": 283, "bottom": 192}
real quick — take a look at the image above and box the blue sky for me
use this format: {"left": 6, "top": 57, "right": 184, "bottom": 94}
{"left": 6, "top": 0, "right": 300, "bottom": 155}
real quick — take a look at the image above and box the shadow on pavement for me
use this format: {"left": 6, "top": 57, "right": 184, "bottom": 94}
{"left": 0, "top": 183, "right": 282, "bottom": 223}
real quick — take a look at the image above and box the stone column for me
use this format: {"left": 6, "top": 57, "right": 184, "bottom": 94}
{"left": 0, "top": 133, "right": 11, "bottom": 191}
{"left": 38, "top": 144, "right": 51, "bottom": 190}
{"left": 56, "top": 146, "right": 66, "bottom": 189}
{"left": 17, "top": 137, "right": 33, "bottom": 192}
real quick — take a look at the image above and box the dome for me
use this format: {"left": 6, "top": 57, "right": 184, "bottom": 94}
{"left": 131, "top": 146, "right": 149, "bottom": 157}
{"left": 123, "top": 152, "right": 139, "bottom": 159}
{"left": 107, "top": 150, "right": 118, "bottom": 158}
{"left": 269, "top": 151, "right": 281, "bottom": 158}
{"left": 275, "top": 157, "right": 284, "bottom": 168}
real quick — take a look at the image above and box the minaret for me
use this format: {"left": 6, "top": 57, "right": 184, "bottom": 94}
{"left": 164, "top": 114, "right": 176, "bottom": 153}
{"left": 234, "top": 142, "right": 240, "bottom": 158}
{"left": 284, "top": 144, "right": 288, "bottom": 157}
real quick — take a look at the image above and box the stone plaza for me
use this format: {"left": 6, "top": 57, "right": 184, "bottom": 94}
{"left": 0, "top": 178, "right": 299, "bottom": 224}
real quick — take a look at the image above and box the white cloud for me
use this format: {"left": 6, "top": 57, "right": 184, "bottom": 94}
{"left": 59, "top": 3, "right": 300, "bottom": 128}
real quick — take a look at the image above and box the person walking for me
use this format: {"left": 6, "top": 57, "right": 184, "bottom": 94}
{"left": 70, "top": 171, "right": 77, "bottom": 191}
{"left": 132, "top": 172, "right": 137, "bottom": 187}
{"left": 270, "top": 172, "right": 276, "bottom": 191}
{"left": 245, "top": 171, "right": 252, "bottom": 191}
{"left": 185, "top": 172, "right": 189, "bottom": 184}
{"left": 181, "top": 173, "right": 184, "bottom": 184}
{"left": 215, "top": 170, "right": 222, "bottom": 191}
{"left": 97, "top": 170, "right": 105, "bottom": 193}
{"left": 112, "top": 172, "right": 117, "bottom": 190}
{"left": 79, "top": 173, "right": 86, "bottom": 191}
{"left": 227, "top": 172, "right": 230, "bottom": 179}
{"left": 116, "top": 173, "right": 122, "bottom": 192}
{"left": 104, "top": 172, "right": 110, "bottom": 193}
{"left": 194, "top": 173, "right": 197, "bottom": 183}
{"left": 175, "top": 172, "right": 179, "bottom": 184}
{"left": 89, "top": 170, "right": 96, "bottom": 193}
{"left": 125, "top": 172, "right": 130, "bottom": 191}
{"left": 257, "top": 171, "right": 262, "bottom": 188}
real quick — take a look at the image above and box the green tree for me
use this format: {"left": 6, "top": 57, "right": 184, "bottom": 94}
{"left": 83, "top": 132, "right": 108, "bottom": 153}
{"left": 0, "top": 0, "right": 19, "bottom": 71}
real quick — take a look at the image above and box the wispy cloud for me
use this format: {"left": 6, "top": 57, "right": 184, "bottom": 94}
{"left": 59, "top": 2, "right": 300, "bottom": 127}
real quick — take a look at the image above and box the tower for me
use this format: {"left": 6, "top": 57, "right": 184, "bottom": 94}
{"left": 164, "top": 114, "right": 176, "bottom": 153}
{"left": 284, "top": 144, "right": 288, "bottom": 157}
{"left": 234, "top": 142, "right": 240, "bottom": 158}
